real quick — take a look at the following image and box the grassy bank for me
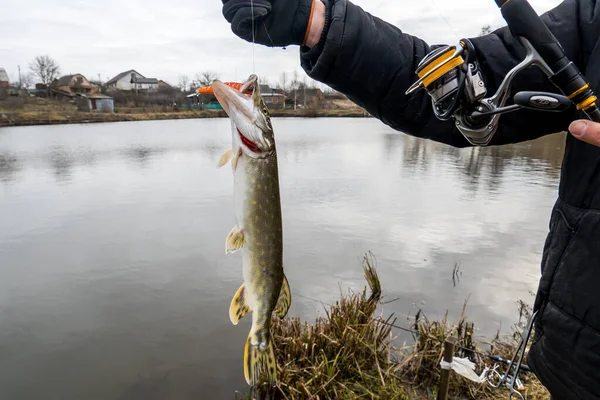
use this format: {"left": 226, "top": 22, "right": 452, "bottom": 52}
{"left": 0, "top": 109, "right": 226, "bottom": 127}
{"left": 239, "top": 253, "right": 548, "bottom": 400}
{"left": 0, "top": 98, "right": 370, "bottom": 127}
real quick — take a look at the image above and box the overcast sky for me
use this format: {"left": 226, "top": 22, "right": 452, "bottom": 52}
{"left": 1, "top": 0, "right": 562, "bottom": 88}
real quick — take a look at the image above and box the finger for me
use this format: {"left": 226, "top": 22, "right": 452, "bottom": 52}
{"left": 569, "top": 120, "right": 600, "bottom": 147}
{"left": 230, "top": 6, "right": 270, "bottom": 40}
{"left": 223, "top": 0, "right": 270, "bottom": 23}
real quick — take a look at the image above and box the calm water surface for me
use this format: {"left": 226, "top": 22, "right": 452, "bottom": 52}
{"left": 0, "top": 118, "right": 565, "bottom": 399}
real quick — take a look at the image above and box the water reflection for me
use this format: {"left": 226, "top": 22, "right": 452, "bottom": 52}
{"left": 121, "top": 145, "right": 165, "bottom": 168}
{"left": 48, "top": 146, "right": 75, "bottom": 182}
{"left": 387, "top": 131, "right": 565, "bottom": 195}
{"left": 0, "top": 152, "right": 20, "bottom": 183}
{"left": 0, "top": 119, "right": 564, "bottom": 400}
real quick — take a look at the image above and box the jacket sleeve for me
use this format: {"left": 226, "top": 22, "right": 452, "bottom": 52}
{"left": 300, "top": 0, "right": 595, "bottom": 148}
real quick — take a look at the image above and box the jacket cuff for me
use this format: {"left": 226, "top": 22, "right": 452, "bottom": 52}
{"left": 300, "top": 0, "right": 342, "bottom": 78}
{"left": 300, "top": 0, "right": 333, "bottom": 60}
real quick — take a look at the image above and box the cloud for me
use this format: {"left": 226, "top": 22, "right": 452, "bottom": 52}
{"left": 1, "top": 0, "right": 562, "bottom": 87}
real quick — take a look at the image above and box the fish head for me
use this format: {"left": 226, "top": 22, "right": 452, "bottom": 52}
{"left": 213, "top": 74, "right": 275, "bottom": 158}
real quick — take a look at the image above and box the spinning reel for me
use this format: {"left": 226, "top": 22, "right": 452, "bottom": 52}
{"left": 407, "top": 0, "right": 600, "bottom": 146}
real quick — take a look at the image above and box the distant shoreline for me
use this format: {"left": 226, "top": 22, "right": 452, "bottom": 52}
{"left": 0, "top": 108, "right": 371, "bottom": 128}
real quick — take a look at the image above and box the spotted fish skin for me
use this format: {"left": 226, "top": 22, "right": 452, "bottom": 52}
{"left": 213, "top": 74, "right": 291, "bottom": 386}
{"left": 236, "top": 150, "right": 287, "bottom": 384}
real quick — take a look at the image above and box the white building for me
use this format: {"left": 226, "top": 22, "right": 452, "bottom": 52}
{"left": 105, "top": 69, "right": 159, "bottom": 91}
{"left": 0, "top": 68, "right": 9, "bottom": 87}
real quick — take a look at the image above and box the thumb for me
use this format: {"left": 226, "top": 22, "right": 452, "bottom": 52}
{"left": 569, "top": 120, "right": 600, "bottom": 147}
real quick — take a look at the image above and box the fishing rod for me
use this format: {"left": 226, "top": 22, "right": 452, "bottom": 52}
{"left": 407, "top": 0, "right": 600, "bottom": 146}
{"left": 407, "top": 0, "right": 598, "bottom": 398}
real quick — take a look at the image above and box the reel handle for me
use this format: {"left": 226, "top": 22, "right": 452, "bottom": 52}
{"left": 513, "top": 91, "right": 572, "bottom": 112}
{"left": 496, "top": 0, "right": 600, "bottom": 122}
{"left": 470, "top": 91, "right": 572, "bottom": 119}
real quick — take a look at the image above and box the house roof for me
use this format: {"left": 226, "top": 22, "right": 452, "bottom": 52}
{"left": 304, "top": 88, "right": 324, "bottom": 95}
{"left": 0, "top": 68, "right": 9, "bottom": 82}
{"left": 105, "top": 69, "right": 143, "bottom": 85}
{"left": 53, "top": 74, "right": 88, "bottom": 87}
{"left": 133, "top": 77, "right": 158, "bottom": 84}
{"left": 87, "top": 94, "right": 113, "bottom": 99}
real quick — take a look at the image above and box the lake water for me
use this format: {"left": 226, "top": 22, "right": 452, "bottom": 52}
{"left": 0, "top": 118, "right": 565, "bottom": 399}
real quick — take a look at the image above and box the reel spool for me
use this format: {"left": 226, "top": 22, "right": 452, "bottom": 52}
{"left": 414, "top": 45, "right": 465, "bottom": 120}
{"left": 408, "top": 40, "right": 487, "bottom": 123}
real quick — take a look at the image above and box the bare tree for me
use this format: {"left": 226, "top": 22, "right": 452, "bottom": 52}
{"left": 280, "top": 72, "right": 287, "bottom": 93}
{"left": 280, "top": 72, "right": 288, "bottom": 107}
{"left": 178, "top": 74, "right": 190, "bottom": 92}
{"left": 291, "top": 70, "right": 300, "bottom": 110}
{"left": 21, "top": 73, "right": 34, "bottom": 89}
{"left": 196, "top": 71, "right": 220, "bottom": 87}
{"left": 479, "top": 25, "right": 492, "bottom": 36}
{"left": 302, "top": 76, "right": 308, "bottom": 108}
{"left": 29, "top": 55, "right": 60, "bottom": 87}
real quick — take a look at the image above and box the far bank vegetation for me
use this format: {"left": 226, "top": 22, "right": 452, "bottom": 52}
{"left": 1, "top": 56, "right": 368, "bottom": 127}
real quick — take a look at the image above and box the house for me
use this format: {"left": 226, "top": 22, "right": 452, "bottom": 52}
{"left": 50, "top": 74, "right": 100, "bottom": 97}
{"left": 158, "top": 80, "right": 172, "bottom": 90}
{"left": 75, "top": 94, "right": 114, "bottom": 113}
{"left": 261, "top": 92, "right": 286, "bottom": 108}
{"left": 259, "top": 84, "right": 286, "bottom": 109}
{"left": 298, "top": 88, "right": 325, "bottom": 108}
{"left": 105, "top": 70, "right": 159, "bottom": 91}
{"left": 0, "top": 68, "right": 9, "bottom": 88}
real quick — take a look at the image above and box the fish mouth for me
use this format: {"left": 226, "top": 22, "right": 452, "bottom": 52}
{"left": 213, "top": 75, "right": 271, "bottom": 157}
{"left": 212, "top": 77, "right": 257, "bottom": 121}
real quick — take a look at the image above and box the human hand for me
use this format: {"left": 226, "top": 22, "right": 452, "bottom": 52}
{"left": 221, "top": 0, "right": 325, "bottom": 48}
{"left": 569, "top": 120, "right": 600, "bottom": 147}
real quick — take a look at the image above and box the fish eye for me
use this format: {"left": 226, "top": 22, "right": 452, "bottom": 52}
{"left": 262, "top": 107, "right": 269, "bottom": 116}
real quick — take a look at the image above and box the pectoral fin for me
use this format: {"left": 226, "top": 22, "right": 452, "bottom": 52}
{"left": 229, "top": 284, "right": 251, "bottom": 325}
{"left": 231, "top": 149, "right": 242, "bottom": 173}
{"left": 274, "top": 274, "right": 291, "bottom": 318}
{"left": 225, "top": 226, "right": 245, "bottom": 254}
{"left": 218, "top": 148, "right": 233, "bottom": 168}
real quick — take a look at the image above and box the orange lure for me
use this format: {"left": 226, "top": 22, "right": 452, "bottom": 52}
{"left": 197, "top": 82, "right": 254, "bottom": 95}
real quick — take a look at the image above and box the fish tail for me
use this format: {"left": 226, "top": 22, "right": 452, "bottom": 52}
{"left": 243, "top": 332, "right": 277, "bottom": 386}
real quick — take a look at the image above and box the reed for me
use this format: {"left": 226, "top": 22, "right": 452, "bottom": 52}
{"left": 240, "top": 253, "right": 549, "bottom": 400}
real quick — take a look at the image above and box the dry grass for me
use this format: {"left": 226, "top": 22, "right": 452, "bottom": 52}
{"left": 269, "top": 108, "right": 369, "bottom": 118}
{"left": 238, "top": 253, "right": 549, "bottom": 400}
{"left": 0, "top": 109, "right": 228, "bottom": 127}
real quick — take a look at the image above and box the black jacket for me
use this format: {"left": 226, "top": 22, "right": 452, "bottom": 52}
{"left": 300, "top": 0, "right": 600, "bottom": 398}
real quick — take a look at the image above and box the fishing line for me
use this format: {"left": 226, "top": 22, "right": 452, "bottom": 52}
{"left": 429, "top": 0, "right": 460, "bottom": 41}
{"left": 251, "top": 0, "right": 256, "bottom": 74}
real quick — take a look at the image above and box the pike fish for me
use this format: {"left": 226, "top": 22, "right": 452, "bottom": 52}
{"left": 213, "top": 74, "right": 291, "bottom": 386}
